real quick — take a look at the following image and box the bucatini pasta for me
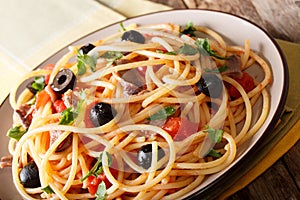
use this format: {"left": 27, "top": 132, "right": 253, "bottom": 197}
{"left": 2, "top": 21, "right": 271, "bottom": 200}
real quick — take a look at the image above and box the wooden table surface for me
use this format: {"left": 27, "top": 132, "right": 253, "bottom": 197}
{"left": 149, "top": 0, "right": 300, "bottom": 199}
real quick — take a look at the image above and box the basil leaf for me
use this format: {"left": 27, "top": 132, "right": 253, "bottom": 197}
{"left": 59, "top": 107, "right": 77, "bottom": 125}
{"left": 178, "top": 43, "right": 198, "bottom": 55}
{"left": 195, "top": 38, "right": 227, "bottom": 60}
{"left": 42, "top": 185, "right": 54, "bottom": 194}
{"left": 180, "top": 21, "right": 196, "bottom": 37}
{"left": 204, "top": 126, "right": 224, "bottom": 143}
{"left": 147, "top": 106, "right": 176, "bottom": 121}
{"left": 95, "top": 181, "right": 106, "bottom": 200}
{"left": 7, "top": 125, "right": 27, "bottom": 140}
{"left": 207, "top": 149, "right": 222, "bottom": 158}
{"left": 31, "top": 76, "right": 45, "bottom": 92}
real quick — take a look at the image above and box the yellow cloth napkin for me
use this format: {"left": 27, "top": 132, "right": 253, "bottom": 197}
{"left": 0, "top": 0, "right": 299, "bottom": 198}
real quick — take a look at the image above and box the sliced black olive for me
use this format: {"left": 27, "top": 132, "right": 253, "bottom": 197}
{"left": 121, "top": 30, "right": 145, "bottom": 44}
{"left": 51, "top": 69, "right": 76, "bottom": 94}
{"left": 137, "top": 144, "right": 165, "bottom": 169}
{"left": 19, "top": 161, "right": 41, "bottom": 188}
{"left": 196, "top": 73, "right": 223, "bottom": 98}
{"left": 90, "top": 102, "right": 116, "bottom": 127}
{"left": 79, "top": 43, "right": 95, "bottom": 54}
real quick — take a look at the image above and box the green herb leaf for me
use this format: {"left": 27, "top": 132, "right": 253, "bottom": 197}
{"left": 180, "top": 21, "right": 196, "bottom": 37}
{"left": 204, "top": 65, "right": 228, "bottom": 73}
{"left": 101, "top": 51, "right": 123, "bottom": 62}
{"left": 165, "top": 51, "right": 177, "bottom": 55}
{"left": 59, "top": 107, "right": 78, "bottom": 125}
{"left": 95, "top": 181, "right": 107, "bottom": 200}
{"left": 178, "top": 43, "right": 198, "bottom": 55}
{"left": 31, "top": 76, "right": 45, "bottom": 92}
{"left": 42, "top": 185, "right": 54, "bottom": 194}
{"left": 195, "top": 38, "right": 227, "bottom": 60}
{"left": 204, "top": 126, "right": 224, "bottom": 143}
{"left": 119, "top": 22, "right": 126, "bottom": 31}
{"left": 7, "top": 125, "right": 27, "bottom": 140}
{"left": 147, "top": 106, "right": 176, "bottom": 121}
{"left": 81, "top": 151, "right": 113, "bottom": 182}
{"left": 76, "top": 50, "right": 97, "bottom": 75}
{"left": 207, "top": 149, "right": 222, "bottom": 158}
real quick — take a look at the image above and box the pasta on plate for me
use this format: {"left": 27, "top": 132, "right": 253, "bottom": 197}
{"left": 3, "top": 22, "right": 271, "bottom": 200}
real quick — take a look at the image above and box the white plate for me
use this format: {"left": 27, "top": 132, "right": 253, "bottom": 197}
{"left": 0, "top": 9, "right": 288, "bottom": 199}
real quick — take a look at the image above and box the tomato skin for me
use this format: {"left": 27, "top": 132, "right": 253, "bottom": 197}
{"left": 228, "top": 72, "right": 255, "bottom": 99}
{"left": 162, "top": 117, "right": 198, "bottom": 140}
{"left": 43, "top": 64, "right": 55, "bottom": 85}
{"left": 53, "top": 99, "right": 67, "bottom": 113}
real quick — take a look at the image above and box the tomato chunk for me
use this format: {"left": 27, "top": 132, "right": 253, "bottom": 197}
{"left": 53, "top": 99, "right": 67, "bottom": 113}
{"left": 35, "top": 90, "right": 50, "bottom": 110}
{"left": 162, "top": 117, "right": 198, "bottom": 140}
{"left": 43, "top": 64, "right": 55, "bottom": 85}
{"left": 228, "top": 72, "right": 255, "bottom": 99}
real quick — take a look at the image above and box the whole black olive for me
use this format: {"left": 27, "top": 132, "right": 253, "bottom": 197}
{"left": 137, "top": 144, "right": 165, "bottom": 169}
{"left": 90, "top": 102, "right": 116, "bottom": 127}
{"left": 51, "top": 69, "right": 76, "bottom": 94}
{"left": 79, "top": 43, "right": 95, "bottom": 54}
{"left": 196, "top": 73, "right": 223, "bottom": 98}
{"left": 121, "top": 30, "right": 145, "bottom": 44}
{"left": 19, "top": 161, "right": 41, "bottom": 188}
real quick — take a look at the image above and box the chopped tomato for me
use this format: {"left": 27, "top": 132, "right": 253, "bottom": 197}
{"left": 53, "top": 99, "right": 67, "bottom": 113}
{"left": 86, "top": 168, "right": 118, "bottom": 195}
{"left": 43, "top": 64, "right": 55, "bottom": 85}
{"left": 162, "top": 117, "right": 198, "bottom": 140}
{"left": 35, "top": 90, "right": 50, "bottom": 110}
{"left": 228, "top": 72, "right": 255, "bottom": 99}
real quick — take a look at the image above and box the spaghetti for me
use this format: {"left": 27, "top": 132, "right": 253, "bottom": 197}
{"left": 4, "top": 22, "right": 271, "bottom": 199}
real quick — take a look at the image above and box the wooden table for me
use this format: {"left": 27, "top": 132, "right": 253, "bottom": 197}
{"left": 150, "top": 0, "right": 300, "bottom": 199}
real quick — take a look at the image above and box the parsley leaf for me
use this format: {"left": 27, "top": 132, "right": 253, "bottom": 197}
{"left": 31, "top": 76, "right": 45, "bottom": 92}
{"left": 42, "top": 185, "right": 54, "bottom": 194}
{"left": 147, "top": 106, "right": 176, "bottom": 121}
{"left": 96, "top": 181, "right": 107, "bottom": 200}
{"left": 119, "top": 22, "right": 126, "bottom": 31}
{"left": 59, "top": 107, "right": 78, "bottom": 125}
{"left": 7, "top": 125, "right": 27, "bottom": 140}
{"left": 76, "top": 50, "right": 97, "bottom": 75}
{"left": 207, "top": 149, "right": 222, "bottom": 158}
{"left": 178, "top": 43, "right": 198, "bottom": 55}
{"left": 204, "top": 126, "right": 224, "bottom": 143}
{"left": 180, "top": 21, "right": 196, "bottom": 37}
{"left": 81, "top": 151, "right": 113, "bottom": 182}
{"left": 195, "top": 38, "right": 227, "bottom": 60}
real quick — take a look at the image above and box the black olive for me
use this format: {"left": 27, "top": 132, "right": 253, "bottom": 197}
{"left": 19, "top": 161, "right": 41, "bottom": 188}
{"left": 79, "top": 43, "right": 95, "bottom": 54}
{"left": 121, "top": 30, "right": 145, "bottom": 44}
{"left": 90, "top": 102, "right": 116, "bottom": 127}
{"left": 137, "top": 144, "right": 165, "bottom": 169}
{"left": 51, "top": 69, "right": 76, "bottom": 94}
{"left": 196, "top": 73, "right": 223, "bottom": 98}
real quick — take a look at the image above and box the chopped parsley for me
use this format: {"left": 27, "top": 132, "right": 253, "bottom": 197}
{"left": 204, "top": 126, "right": 224, "bottom": 143}
{"left": 147, "top": 106, "right": 176, "bottom": 121}
{"left": 207, "top": 149, "right": 222, "bottom": 158}
{"left": 95, "top": 181, "right": 107, "bottom": 200}
{"left": 81, "top": 151, "right": 113, "bottom": 182}
{"left": 195, "top": 38, "right": 227, "bottom": 60}
{"left": 42, "top": 185, "right": 54, "bottom": 194}
{"left": 59, "top": 107, "right": 78, "bottom": 125}
{"left": 7, "top": 125, "right": 27, "bottom": 140}
{"left": 76, "top": 50, "right": 98, "bottom": 76}
{"left": 31, "top": 76, "right": 45, "bottom": 92}
{"left": 180, "top": 21, "right": 196, "bottom": 37}
{"left": 204, "top": 65, "right": 228, "bottom": 73}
